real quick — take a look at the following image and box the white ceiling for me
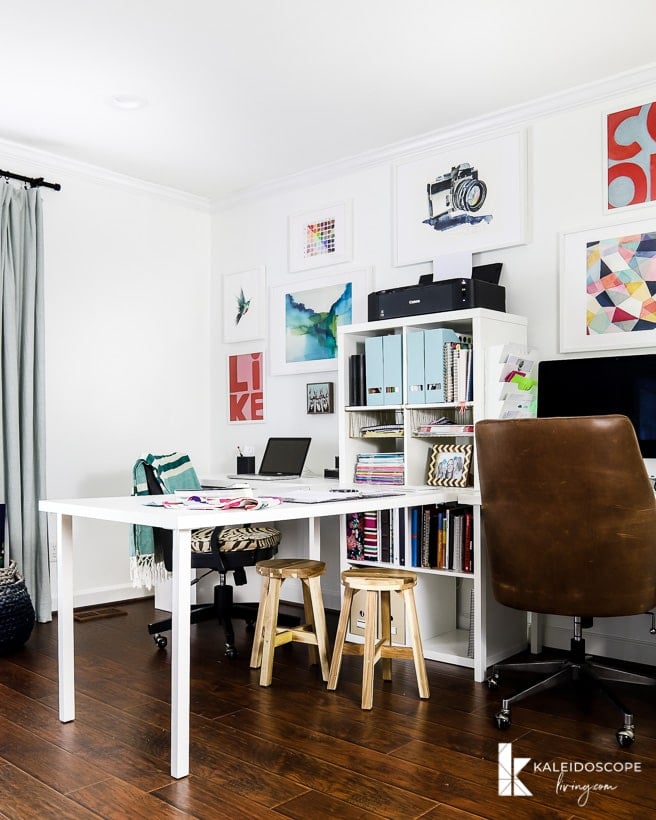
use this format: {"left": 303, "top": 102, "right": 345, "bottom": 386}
{"left": 2, "top": 1, "right": 656, "bottom": 202}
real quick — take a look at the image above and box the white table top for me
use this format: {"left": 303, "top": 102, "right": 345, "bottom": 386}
{"left": 39, "top": 487, "right": 454, "bottom": 529}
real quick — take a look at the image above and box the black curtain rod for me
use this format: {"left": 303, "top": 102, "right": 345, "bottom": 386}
{"left": 0, "top": 169, "right": 61, "bottom": 191}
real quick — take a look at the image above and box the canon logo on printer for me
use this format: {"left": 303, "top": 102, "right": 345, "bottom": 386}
{"left": 408, "top": 298, "right": 421, "bottom": 304}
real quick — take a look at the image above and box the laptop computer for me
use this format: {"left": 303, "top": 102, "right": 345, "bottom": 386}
{"left": 227, "top": 437, "right": 311, "bottom": 480}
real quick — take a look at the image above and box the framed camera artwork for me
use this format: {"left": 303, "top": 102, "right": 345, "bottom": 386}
{"left": 393, "top": 130, "right": 527, "bottom": 266}
{"left": 427, "top": 444, "right": 472, "bottom": 488}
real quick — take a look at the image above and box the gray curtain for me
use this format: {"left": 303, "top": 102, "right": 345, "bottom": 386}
{"left": 0, "top": 183, "right": 50, "bottom": 622}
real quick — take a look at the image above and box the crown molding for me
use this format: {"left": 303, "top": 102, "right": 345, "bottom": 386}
{"left": 0, "top": 136, "right": 212, "bottom": 211}
{"left": 215, "top": 63, "right": 656, "bottom": 210}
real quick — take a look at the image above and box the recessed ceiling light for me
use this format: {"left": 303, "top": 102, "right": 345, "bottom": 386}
{"left": 110, "top": 94, "right": 147, "bottom": 111}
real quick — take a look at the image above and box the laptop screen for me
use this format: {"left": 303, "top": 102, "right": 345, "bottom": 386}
{"left": 259, "top": 437, "right": 311, "bottom": 476}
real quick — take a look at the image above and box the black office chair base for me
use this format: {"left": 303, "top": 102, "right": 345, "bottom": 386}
{"left": 487, "top": 639, "right": 656, "bottom": 747}
{"left": 148, "top": 587, "right": 300, "bottom": 658}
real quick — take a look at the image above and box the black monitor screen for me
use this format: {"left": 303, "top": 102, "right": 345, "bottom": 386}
{"left": 537, "top": 354, "right": 656, "bottom": 458}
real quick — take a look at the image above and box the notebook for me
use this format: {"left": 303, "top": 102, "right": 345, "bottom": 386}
{"left": 227, "top": 437, "right": 311, "bottom": 481}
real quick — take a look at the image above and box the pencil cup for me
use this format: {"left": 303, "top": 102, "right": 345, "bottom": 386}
{"left": 237, "top": 456, "right": 255, "bottom": 474}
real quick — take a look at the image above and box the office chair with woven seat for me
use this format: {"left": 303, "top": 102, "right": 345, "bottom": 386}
{"left": 133, "top": 452, "right": 280, "bottom": 658}
{"left": 475, "top": 415, "right": 656, "bottom": 746}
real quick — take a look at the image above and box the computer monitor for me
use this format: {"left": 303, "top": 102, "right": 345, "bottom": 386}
{"left": 537, "top": 353, "right": 656, "bottom": 474}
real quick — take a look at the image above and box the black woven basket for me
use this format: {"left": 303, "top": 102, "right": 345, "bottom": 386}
{"left": 0, "top": 561, "right": 35, "bottom": 654}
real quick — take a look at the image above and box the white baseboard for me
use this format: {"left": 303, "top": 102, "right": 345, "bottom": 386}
{"left": 50, "top": 583, "right": 151, "bottom": 613}
{"left": 543, "top": 624, "right": 656, "bottom": 667}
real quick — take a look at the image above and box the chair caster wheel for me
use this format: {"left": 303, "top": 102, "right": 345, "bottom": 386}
{"left": 495, "top": 710, "right": 511, "bottom": 730}
{"left": 225, "top": 646, "right": 238, "bottom": 659}
{"left": 486, "top": 674, "right": 500, "bottom": 690}
{"left": 153, "top": 635, "right": 167, "bottom": 649}
{"left": 617, "top": 728, "right": 634, "bottom": 747}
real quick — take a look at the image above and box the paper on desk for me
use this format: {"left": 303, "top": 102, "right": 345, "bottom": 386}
{"left": 146, "top": 495, "right": 280, "bottom": 510}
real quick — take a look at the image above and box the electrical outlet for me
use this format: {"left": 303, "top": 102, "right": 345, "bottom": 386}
{"left": 49, "top": 542, "right": 57, "bottom": 563}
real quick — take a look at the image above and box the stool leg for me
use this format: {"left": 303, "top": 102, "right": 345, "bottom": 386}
{"left": 307, "top": 575, "right": 330, "bottom": 681}
{"left": 260, "top": 577, "right": 282, "bottom": 687}
{"left": 301, "top": 578, "right": 319, "bottom": 667}
{"left": 403, "top": 588, "right": 429, "bottom": 699}
{"left": 361, "top": 589, "right": 378, "bottom": 710}
{"left": 249, "top": 574, "right": 270, "bottom": 669}
{"left": 327, "top": 586, "right": 353, "bottom": 691}
{"left": 380, "top": 589, "right": 392, "bottom": 682}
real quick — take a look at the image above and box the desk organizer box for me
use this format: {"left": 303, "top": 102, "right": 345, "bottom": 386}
{"left": 0, "top": 561, "right": 35, "bottom": 653}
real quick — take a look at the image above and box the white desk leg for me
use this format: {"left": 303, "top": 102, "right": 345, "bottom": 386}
{"left": 57, "top": 513, "right": 75, "bottom": 722}
{"left": 307, "top": 516, "right": 321, "bottom": 561}
{"left": 170, "top": 528, "right": 192, "bottom": 779}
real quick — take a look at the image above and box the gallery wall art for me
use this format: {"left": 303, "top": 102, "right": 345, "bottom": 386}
{"left": 306, "top": 382, "right": 334, "bottom": 414}
{"left": 393, "top": 130, "right": 526, "bottom": 265}
{"left": 228, "top": 351, "right": 264, "bottom": 422}
{"left": 270, "top": 268, "right": 369, "bottom": 375}
{"left": 605, "top": 100, "right": 656, "bottom": 212}
{"left": 288, "top": 201, "right": 352, "bottom": 272}
{"left": 223, "top": 267, "right": 266, "bottom": 343}
{"left": 559, "top": 216, "right": 656, "bottom": 352}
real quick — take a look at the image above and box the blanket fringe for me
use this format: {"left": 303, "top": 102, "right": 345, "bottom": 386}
{"left": 130, "top": 554, "right": 169, "bottom": 590}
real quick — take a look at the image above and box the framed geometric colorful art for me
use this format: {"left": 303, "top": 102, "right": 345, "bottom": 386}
{"left": 604, "top": 100, "right": 656, "bottom": 213}
{"left": 559, "top": 217, "right": 656, "bottom": 352}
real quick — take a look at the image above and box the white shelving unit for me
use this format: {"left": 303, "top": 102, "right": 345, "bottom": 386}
{"left": 336, "top": 308, "right": 530, "bottom": 681}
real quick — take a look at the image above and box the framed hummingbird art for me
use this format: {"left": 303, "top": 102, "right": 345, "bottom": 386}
{"left": 223, "top": 266, "right": 266, "bottom": 343}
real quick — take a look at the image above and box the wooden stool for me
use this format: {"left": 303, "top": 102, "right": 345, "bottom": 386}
{"left": 250, "top": 559, "right": 330, "bottom": 687}
{"left": 327, "top": 567, "right": 429, "bottom": 709}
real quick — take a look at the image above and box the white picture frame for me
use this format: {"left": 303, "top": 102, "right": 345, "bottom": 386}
{"left": 392, "top": 129, "right": 527, "bottom": 266}
{"left": 603, "top": 99, "right": 656, "bottom": 214}
{"left": 222, "top": 266, "right": 266, "bottom": 343}
{"left": 559, "top": 216, "right": 656, "bottom": 352}
{"left": 269, "top": 267, "right": 369, "bottom": 375}
{"left": 288, "top": 200, "right": 353, "bottom": 272}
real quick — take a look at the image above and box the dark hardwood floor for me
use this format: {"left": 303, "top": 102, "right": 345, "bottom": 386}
{"left": 1, "top": 598, "right": 656, "bottom": 818}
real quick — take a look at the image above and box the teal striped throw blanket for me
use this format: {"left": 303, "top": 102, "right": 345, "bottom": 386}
{"left": 130, "top": 452, "right": 201, "bottom": 588}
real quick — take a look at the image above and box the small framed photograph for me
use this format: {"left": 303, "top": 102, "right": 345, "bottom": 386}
{"left": 306, "top": 382, "right": 334, "bottom": 414}
{"left": 427, "top": 444, "right": 472, "bottom": 488}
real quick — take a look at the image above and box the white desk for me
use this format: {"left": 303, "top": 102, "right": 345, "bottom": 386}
{"left": 40, "top": 489, "right": 443, "bottom": 778}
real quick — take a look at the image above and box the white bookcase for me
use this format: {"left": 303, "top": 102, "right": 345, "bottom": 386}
{"left": 336, "top": 308, "right": 530, "bottom": 681}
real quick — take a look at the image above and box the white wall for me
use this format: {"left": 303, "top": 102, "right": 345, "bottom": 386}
{"left": 212, "top": 81, "right": 656, "bottom": 409}
{"left": 0, "top": 144, "right": 212, "bottom": 608}
{"left": 211, "top": 75, "right": 656, "bottom": 660}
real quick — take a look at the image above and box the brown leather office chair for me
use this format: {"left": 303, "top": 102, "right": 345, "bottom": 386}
{"left": 475, "top": 414, "right": 656, "bottom": 746}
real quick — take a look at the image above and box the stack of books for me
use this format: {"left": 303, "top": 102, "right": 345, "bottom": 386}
{"left": 346, "top": 509, "right": 396, "bottom": 562}
{"left": 409, "top": 502, "right": 474, "bottom": 572}
{"left": 354, "top": 451, "right": 405, "bottom": 485}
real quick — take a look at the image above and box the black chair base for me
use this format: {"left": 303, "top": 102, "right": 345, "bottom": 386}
{"left": 487, "top": 634, "right": 656, "bottom": 747}
{"left": 148, "top": 583, "right": 300, "bottom": 658}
